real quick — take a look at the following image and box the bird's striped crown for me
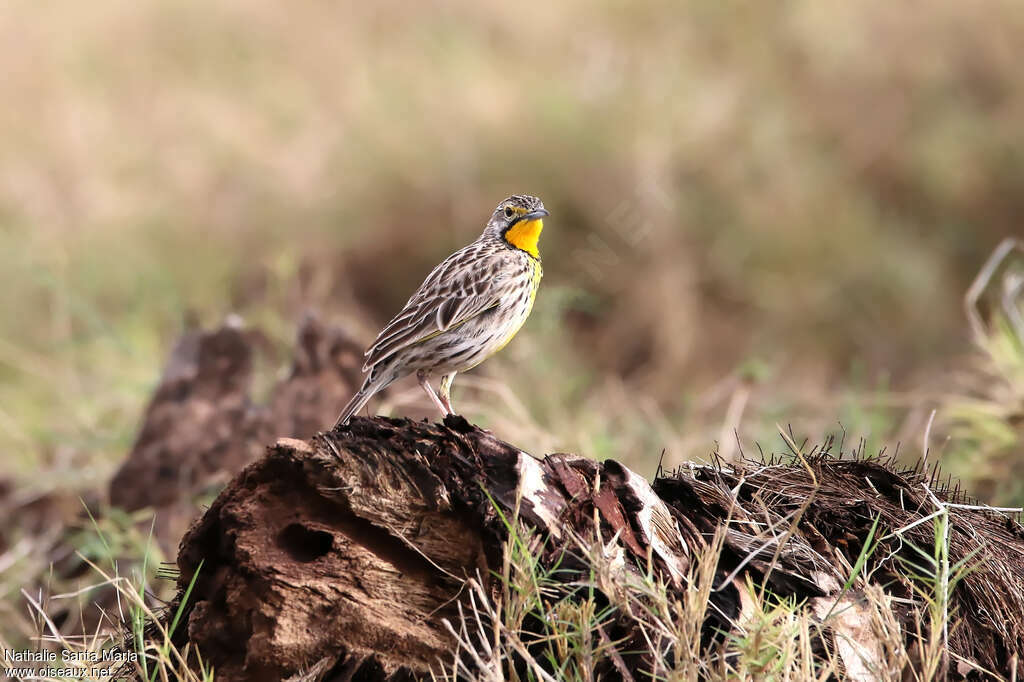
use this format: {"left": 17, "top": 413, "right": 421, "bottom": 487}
{"left": 484, "top": 194, "right": 548, "bottom": 259}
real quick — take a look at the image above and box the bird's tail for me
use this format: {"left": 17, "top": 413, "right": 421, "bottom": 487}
{"left": 334, "top": 385, "right": 374, "bottom": 428}
{"left": 334, "top": 371, "right": 390, "bottom": 428}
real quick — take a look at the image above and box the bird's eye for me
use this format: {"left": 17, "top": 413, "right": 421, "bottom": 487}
{"left": 503, "top": 206, "right": 515, "bottom": 219}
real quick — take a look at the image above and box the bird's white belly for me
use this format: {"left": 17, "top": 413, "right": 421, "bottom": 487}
{"left": 442, "top": 296, "right": 535, "bottom": 372}
{"left": 394, "top": 258, "right": 541, "bottom": 376}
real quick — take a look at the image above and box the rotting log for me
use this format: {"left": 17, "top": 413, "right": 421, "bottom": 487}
{"left": 109, "top": 312, "right": 365, "bottom": 553}
{"left": 24, "top": 313, "right": 367, "bottom": 639}
{"left": 158, "top": 417, "right": 1024, "bottom": 681}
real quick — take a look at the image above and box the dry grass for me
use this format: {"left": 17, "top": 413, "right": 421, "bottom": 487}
{"left": 938, "top": 240, "right": 1024, "bottom": 503}
{"left": 3, "top": 0, "right": 1024, "bottom": 476}
{"left": 1, "top": 518, "right": 210, "bottom": 682}
{"left": 439, "top": 494, "right": 1002, "bottom": 681}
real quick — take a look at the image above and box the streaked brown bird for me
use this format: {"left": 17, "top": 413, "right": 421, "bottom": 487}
{"left": 335, "top": 194, "right": 548, "bottom": 426}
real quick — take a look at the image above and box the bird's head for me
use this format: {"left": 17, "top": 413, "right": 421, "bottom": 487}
{"left": 485, "top": 194, "right": 548, "bottom": 259}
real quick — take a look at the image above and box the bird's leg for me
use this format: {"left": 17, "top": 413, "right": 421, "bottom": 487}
{"left": 417, "top": 370, "right": 450, "bottom": 418}
{"left": 438, "top": 372, "right": 457, "bottom": 415}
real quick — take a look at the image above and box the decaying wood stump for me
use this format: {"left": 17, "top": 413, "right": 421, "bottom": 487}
{"left": 160, "top": 417, "right": 1024, "bottom": 681}
{"left": 109, "top": 313, "right": 365, "bottom": 552}
{"left": 28, "top": 313, "right": 367, "bottom": 639}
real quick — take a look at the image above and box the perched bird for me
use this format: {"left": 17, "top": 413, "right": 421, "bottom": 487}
{"left": 334, "top": 194, "right": 548, "bottom": 426}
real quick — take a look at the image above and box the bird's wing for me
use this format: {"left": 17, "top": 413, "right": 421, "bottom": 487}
{"left": 362, "top": 242, "right": 509, "bottom": 371}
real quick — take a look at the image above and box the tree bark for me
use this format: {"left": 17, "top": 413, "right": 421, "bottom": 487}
{"left": 162, "top": 416, "right": 1024, "bottom": 681}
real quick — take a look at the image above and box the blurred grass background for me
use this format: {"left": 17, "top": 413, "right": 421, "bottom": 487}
{"left": 2, "top": 0, "right": 1023, "bottom": 509}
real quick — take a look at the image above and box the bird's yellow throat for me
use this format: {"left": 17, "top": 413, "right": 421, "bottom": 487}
{"left": 504, "top": 218, "right": 544, "bottom": 259}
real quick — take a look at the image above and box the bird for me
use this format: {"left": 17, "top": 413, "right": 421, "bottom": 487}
{"left": 334, "top": 194, "right": 548, "bottom": 427}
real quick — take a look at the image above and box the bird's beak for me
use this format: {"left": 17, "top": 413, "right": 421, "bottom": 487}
{"left": 517, "top": 209, "right": 549, "bottom": 224}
